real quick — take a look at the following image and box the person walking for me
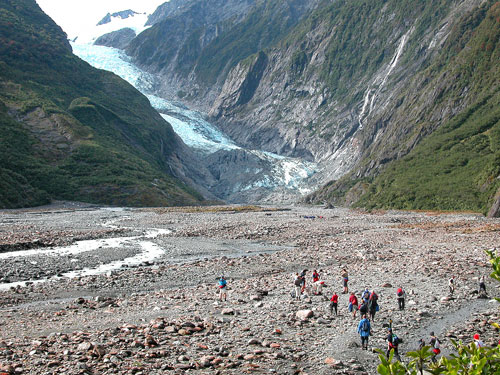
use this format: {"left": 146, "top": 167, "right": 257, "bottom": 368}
{"left": 300, "top": 269, "right": 307, "bottom": 294}
{"left": 312, "top": 269, "right": 323, "bottom": 295}
{"left": 329, "top": 292, "right": 339, "bottom": 315}
{"left": 429, "top": 332, "right": 441, "bottom": 363}
{"left": 218, "top": 275, "right": 227, "bottom": 301}
{"left": 386, "top": 328, "right": 401, "bottom": 361}
{"left": 396, "top": 287, "right": 405, "bottom": 310}
{"left": 357, "top": 314, "right": 371, "bottom": 350}
{"left": 362, "top": 287, "right": 370, "bottom": 303}
{"left": 473, "top": 334, "right": 484, "bottom": 348}
{"left": 359, "top": 299, "right": 368, "bottom": 316}
{"left": 449, "top": 276, "right": 455, "bottom": 295}
{"left": 349, "top": 292, "right": 359, "bottom": 319}
{"left": 478, "top": 276, "right": 487, "bottom": 296}
{"left": 368, "top": 290, "right": 379, "bottom": 321}
{"left": 341, "top": 268, "right": 349, "bottom": 294}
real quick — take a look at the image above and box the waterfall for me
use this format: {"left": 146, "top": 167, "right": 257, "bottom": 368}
{"left": 358, "top": 29, "right": 412, "bottom": 129}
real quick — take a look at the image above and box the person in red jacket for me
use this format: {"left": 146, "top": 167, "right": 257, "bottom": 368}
{"left": 312, "top": 270, "right": 323, "bottom": 295}
{"left": 348, "top": 292, "right": 359, "bottom": 319}
{"left": 312, "top": 270, "right": 320, "bottom": 283}
{"left": 330, "top": 292, "right": 339, "bottom": 315}
{"left": 396, "top": 287, "right": 405, "bottom": 310}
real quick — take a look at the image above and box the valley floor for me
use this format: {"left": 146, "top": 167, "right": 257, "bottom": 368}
{"left": 0, "top": 203, "right": 499, "bottom": 374}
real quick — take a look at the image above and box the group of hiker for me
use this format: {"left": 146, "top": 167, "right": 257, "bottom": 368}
{"left": 289, "top": 267, "right": 484, "bottom": 362}
{"left": 293, "top": 269, "right": 324, "bottom": 300}
{"left": 220, "top": 268, "right": 489, "bottom": 364}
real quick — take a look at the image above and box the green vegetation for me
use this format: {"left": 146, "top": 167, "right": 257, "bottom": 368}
{"left": 356, "top": 94, "right": 500, "bottom": 213}
{"left": 0, "top": 0, "right": 206, "bottom": 208}
{"left": 378, "top": 342, "right": 500, "bottom": 374}
{"left": 283, "top": 0, "right": 455, "bottom": 101}
{"left": 355, "top": 1, "right": 500, "bottom": 214}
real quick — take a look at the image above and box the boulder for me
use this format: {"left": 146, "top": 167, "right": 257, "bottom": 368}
{"left": 296, "top": 310, "right": 314, "bottom": 321}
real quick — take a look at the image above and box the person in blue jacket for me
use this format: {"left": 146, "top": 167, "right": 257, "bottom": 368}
{"left": 357, "top": 314, "right": 371, "bottom": 350}
{"left": 218, "top": 275, "right": 227, "bottom": 301}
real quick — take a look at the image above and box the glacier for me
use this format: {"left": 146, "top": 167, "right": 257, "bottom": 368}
{"left": 71, "top": 42, "right": 318, "bottom": 199}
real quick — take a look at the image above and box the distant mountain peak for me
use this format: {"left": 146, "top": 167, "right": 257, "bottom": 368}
{"left": 97, "top": 10, "right": 142, "bottom": 26}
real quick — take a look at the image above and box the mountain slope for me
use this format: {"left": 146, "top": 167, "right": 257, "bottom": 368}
{"left": 124, "top": 0, "right": 499, "bottom": 214}
{"left": 351, "top": 2, "right": 500, "bottom": 214}
{"left": 126, "top": 0, "right": 319, "bottom": 103}
{"left": 0, "top": 0, "right": 210, "bottom": 208}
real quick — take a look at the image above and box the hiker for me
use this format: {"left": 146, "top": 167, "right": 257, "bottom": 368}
{"left": 348, "top": 292, "right": 359, "bottom": 319}
{"left": 368, "top": 290, "right": 379, "bottom": 321}
{"left": 362, "top": 287, "right": 370, "bottom": 303}
{"left": 418, "top": 338, "right": 425, "bottom": 350}
{"left": 329, "top": 291, "right": 339, "bottom": 315}
{"left": 359, "top": 299, "right": 368, "bottom": 316}
{"left": 341, "top": 268, "right": 349, "bottom": 294}
{"left": 218, "top": 275, "right": 227, "bottom": 301}
{"left": 473, "top": 334, "right": 484, "bottom": 348}
{"left": 396, "top": 287, "right": 405, "bottom": 310}
{"left": 429, "top": 332, "right": 441, "bottom": 363}
{"left": 449, "top": 276, "right": 455, "bottom": 295}
{"left": 357, "top": 314, "right": 371, "bottom": 350}
{"left": 478, "top": 276, "right": 487, "bottom": 296}
{"left": 300, "top": 269, "right": 307, "bottom": 294}
{"left": 293, "top": 273, "right": 302, "bottom": 300}
{"left": 386, "top": 328, "right": 401, "bottom": 361}
{"left": 312, "top": 269, "right": 323, "bottom": 295}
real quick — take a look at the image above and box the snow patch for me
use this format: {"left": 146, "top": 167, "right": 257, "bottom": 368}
{"left": 73, "top": 12, "right": 150, "bottom": 45}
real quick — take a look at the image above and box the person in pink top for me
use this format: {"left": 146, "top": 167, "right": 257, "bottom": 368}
{"left": 348, "top": 292, "right": 359, "bottom": 319}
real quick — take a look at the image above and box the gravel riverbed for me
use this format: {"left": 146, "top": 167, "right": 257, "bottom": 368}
{"left": 0, "top": 203, "right": 499, "bottom": 374}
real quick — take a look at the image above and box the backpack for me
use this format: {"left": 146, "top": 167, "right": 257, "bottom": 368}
{"left": 392, "top": 334, "right": 399, "bottom": 346}
{"left": 397, "top": 288, "right": 403, "bottom": 297}
{"left": 371, "top": 293, "right": 378, "bottom": 302}
{"left": 361, "top": 319, "right": 369, "bottom": 332}
{"left": 434, "top": 338, "right": 440, "bottom": 349}
{"left": 359, "top": 303, "right": 367, "bottom": 314}
{"left": 294, "top": 278, "right": 302, "bottom": 286}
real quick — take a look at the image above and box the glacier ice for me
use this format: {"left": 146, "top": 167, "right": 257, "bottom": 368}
{"left": 71, "top": 43, "right": 318, "bottom": 195}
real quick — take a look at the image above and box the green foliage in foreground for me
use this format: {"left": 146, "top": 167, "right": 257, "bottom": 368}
{"left": 378, "top": 250, "right": 500, "bottom": 374}
{"left": 379, "top": 343, "right": 500, "bottom": 375}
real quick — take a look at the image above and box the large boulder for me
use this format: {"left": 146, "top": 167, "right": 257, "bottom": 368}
{"left": 296, "top": 309, "right": 314, "bottom": 321}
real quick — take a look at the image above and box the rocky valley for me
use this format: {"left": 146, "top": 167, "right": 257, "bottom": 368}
{"left": 0, "top": 203, "right": 499, "bottom": 374}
